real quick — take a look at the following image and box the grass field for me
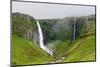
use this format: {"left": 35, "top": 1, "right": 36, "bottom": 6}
{"left": 12, "top": 35, "right": 53, "bottom": 65}
{"left": 63, "top": 35, "right": 95, "bottom": 62}
{"left": 12, "top": 34, "right": 96, "bottom": 65}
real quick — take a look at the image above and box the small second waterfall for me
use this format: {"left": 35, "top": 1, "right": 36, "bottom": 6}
{"left": 36, "top": 21, "right": 53, "bottom": 56}
{"left": 73, "top": 19, "right": 76, "bottom": 40}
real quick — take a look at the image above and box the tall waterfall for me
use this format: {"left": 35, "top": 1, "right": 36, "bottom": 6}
{"left": 73, "top": 19, "right": 76, "bottom": 40}
{"left": 36, "top": 21, "right": 53, "bottom": 56}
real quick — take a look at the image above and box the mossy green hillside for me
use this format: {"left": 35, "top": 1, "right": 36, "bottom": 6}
{"left": 12, "top": 35, "right": 53, "bottom": 65}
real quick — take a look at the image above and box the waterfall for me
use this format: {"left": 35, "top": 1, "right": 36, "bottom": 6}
{"left": 36, "top": 21, "right": 53, "bottom": 56}
{"left": 73, "top": 19, "right": 76, "bottom": 40}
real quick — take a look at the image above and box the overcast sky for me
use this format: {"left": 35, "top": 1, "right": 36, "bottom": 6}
{"left": 12, "top": 1, "right": 95, "bottom": 19}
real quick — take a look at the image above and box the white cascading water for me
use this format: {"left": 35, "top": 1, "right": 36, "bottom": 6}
{"left": 73, "top": 19, "right": 76, "bottom": 40}
{"left": 36, "top": 21, "right": 53, "bottom": 56}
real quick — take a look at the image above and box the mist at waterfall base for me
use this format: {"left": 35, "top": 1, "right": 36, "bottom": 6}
{"left": 36, "top": 18, "right": 81, "bottom": 56}
{"left": 36, "top": 21, "right": 53, "bottom": 56}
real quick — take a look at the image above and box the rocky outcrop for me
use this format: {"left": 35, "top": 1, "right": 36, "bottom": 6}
{"left": 38, "top": 17, "right": 89, "bottom": 43}
{"left": 12, "top": 12, "right": 38, "bottom": 43}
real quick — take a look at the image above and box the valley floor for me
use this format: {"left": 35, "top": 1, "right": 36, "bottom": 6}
{"left": 12, "top": 34, "right": 96, "bottom": 66}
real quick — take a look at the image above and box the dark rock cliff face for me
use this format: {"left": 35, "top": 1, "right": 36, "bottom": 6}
{"left": 38, "top": 17, "right": 88, "bottom": 44}
{"left": 12, "top": 13, "right": 39, "bottom": 43}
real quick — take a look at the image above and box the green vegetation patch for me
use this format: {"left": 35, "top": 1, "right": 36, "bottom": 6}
{"left": 12, "top": 35, "right": 53, "bottom": 65}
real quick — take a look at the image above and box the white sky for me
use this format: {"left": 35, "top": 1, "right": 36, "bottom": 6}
{"left": 12, "top": 1, "right": 95, "bottom": 19}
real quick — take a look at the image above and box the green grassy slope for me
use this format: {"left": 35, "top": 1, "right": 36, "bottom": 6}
{"left": 52, "top": 40, "right": 70, "bottom": 58}
{"left": 63, "top": 35, "right": 95, "bottom": 62}
{"left": 12, "top": 35, "right": 53, "bottom": 65}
